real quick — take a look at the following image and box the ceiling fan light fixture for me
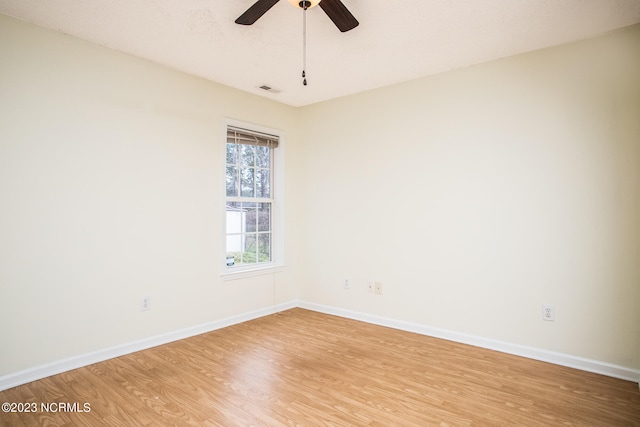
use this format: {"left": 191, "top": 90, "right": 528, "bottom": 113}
{"left": 287, "top": 0, "right": 321, "bottom": 9}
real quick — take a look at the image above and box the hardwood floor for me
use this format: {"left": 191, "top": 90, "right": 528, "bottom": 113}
{"left": 1, "top": 308, "right": 639, "bottom": 426}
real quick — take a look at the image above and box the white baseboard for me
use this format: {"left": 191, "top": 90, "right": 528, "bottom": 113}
{"left": 0, "top": 301, "right": 297, "bottom": 392}
{"left": 298, "top": 301, "right": 640, "bottom": 384}
{"left": 2, "top": 299, "right": 637, "bottom": 392}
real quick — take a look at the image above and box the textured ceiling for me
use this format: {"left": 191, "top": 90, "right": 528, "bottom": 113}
{"left": 1, "top": 0, "right": 639, "bottom": 107}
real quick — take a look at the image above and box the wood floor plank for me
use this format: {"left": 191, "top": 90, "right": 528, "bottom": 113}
{"left": 1, "top": 308, "right": 639, "bottom": 426}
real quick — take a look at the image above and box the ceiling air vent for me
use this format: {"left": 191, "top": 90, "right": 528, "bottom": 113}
{"left": 258, "top": 85, "right": 280, "bottom": 93}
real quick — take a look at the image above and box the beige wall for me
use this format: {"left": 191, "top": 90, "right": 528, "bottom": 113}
{"left": 0, "top": 14, "right": 300, "bottom": 375}
{"left": 1, "top": 11, "right": 638, "bottom": 379}
{"left": 298, "top": 25, "right": 640, "bottom": 369}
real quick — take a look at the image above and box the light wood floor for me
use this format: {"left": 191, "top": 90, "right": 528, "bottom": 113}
{"left": 1, "top": 308, "right": 639, "bottom": 426}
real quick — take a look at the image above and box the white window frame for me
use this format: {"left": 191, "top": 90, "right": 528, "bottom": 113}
{"left": 221, "top": 119, "right": 284, "bottom": 280}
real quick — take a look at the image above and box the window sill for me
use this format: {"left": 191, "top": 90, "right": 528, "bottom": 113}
{"left": 221, "top": 264, "right": 285, "bottom": 281}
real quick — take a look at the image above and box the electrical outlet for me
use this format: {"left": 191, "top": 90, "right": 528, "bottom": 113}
{"left": 375, "top": 282, "right": 382, "bottom": 295}
{"left": 343, "top": 279, "right": 350, "bottom": 289}
{"left": 367, "top": 281, "right": 375, "bottom": 293}
{"left": 141, "top": 296, "right": 151, "bottom": 311}
{"left": 542, "top": 304, "right": 554, "bottom": 321}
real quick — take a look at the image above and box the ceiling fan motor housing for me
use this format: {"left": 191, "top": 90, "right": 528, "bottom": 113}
{"left": 288, "top": 0, "right": 321, "bottom": 9}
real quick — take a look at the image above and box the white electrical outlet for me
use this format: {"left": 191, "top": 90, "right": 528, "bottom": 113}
{"left": 141, "top": 296, "right": 151, "bottom": 311}
{"left": 367, "top": 281, "right": 375, "bottom": 293}
{"left": 542, "top": 304, "right": 555, "bottom": 321}
{"left": 343, "top": 279, "right": 350, "bottom": 289}
{"left": 375, "top": 282, "right": 382, "bottom": 295}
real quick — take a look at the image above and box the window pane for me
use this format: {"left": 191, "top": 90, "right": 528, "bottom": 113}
{"left": 226, "top": 166, "right": 238, "bottom": 197}
{"left": 243, "top": 234, "right": 257, "bottom": 264}
{"left": 256, "top": 169, "right": 270, "bottom": 198}
{"left": 226, "top": 236, "right": 242, "bottom": 257}
{"left": 241, "top": 167, "right": 255, "bottom": 197}
{"left": 226, "top": 143, "right": 238, "bottom": 165}
{"left": 258, "top": 203, "right": 271, "bottom": 232}
{"left": 240, "top": 144, "right": 255, "bottom": 167}
{"left": 244, "top": 204, "right": 257, "bottom": 232}
{"left": 258, "top": 233, "right": 271, "bottom": 262}
{"left": 226, "top": 202, "right": 243, "bottom": 234}
{"left": 255, "top": 146, "right": 270, "bottom": 168}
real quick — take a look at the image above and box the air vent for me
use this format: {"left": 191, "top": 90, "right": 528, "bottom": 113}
{"left": 258, "top": 85, "right": 281, "bottom": 93}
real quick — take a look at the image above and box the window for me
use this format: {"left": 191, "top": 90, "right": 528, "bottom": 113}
{"left": 225, "top": 125, "right": 279, "bottom": 270}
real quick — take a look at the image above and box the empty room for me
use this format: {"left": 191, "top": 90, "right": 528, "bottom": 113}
{"left": 1, "top": 0, "right": 639, "bottom": 425}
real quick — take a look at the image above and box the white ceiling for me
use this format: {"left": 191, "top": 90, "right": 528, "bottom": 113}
{"left": 1, "top": 0, "right": 639, "bottom": 107}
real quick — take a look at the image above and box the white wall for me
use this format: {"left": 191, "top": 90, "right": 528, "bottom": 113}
{"left": 0, "top": 14, "right": 300, "bottom": 376}
{"left": 298, "top": 25, "right": 640, "bottom": 370}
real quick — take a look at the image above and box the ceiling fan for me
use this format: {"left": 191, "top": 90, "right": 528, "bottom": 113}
{"left": 236, "top": 0, "right": 359, "bottom": 33}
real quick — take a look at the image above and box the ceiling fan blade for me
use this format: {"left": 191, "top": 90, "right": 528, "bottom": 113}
{"left": 319, "top": 0, "right": 359, "bottom": 32}
{"left": 235, "top": 0, "right": 281, "bottom": 25}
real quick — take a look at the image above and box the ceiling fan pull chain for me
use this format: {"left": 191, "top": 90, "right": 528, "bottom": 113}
{"left": 302, "top": 1, "right": 308, "bottom": 86}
